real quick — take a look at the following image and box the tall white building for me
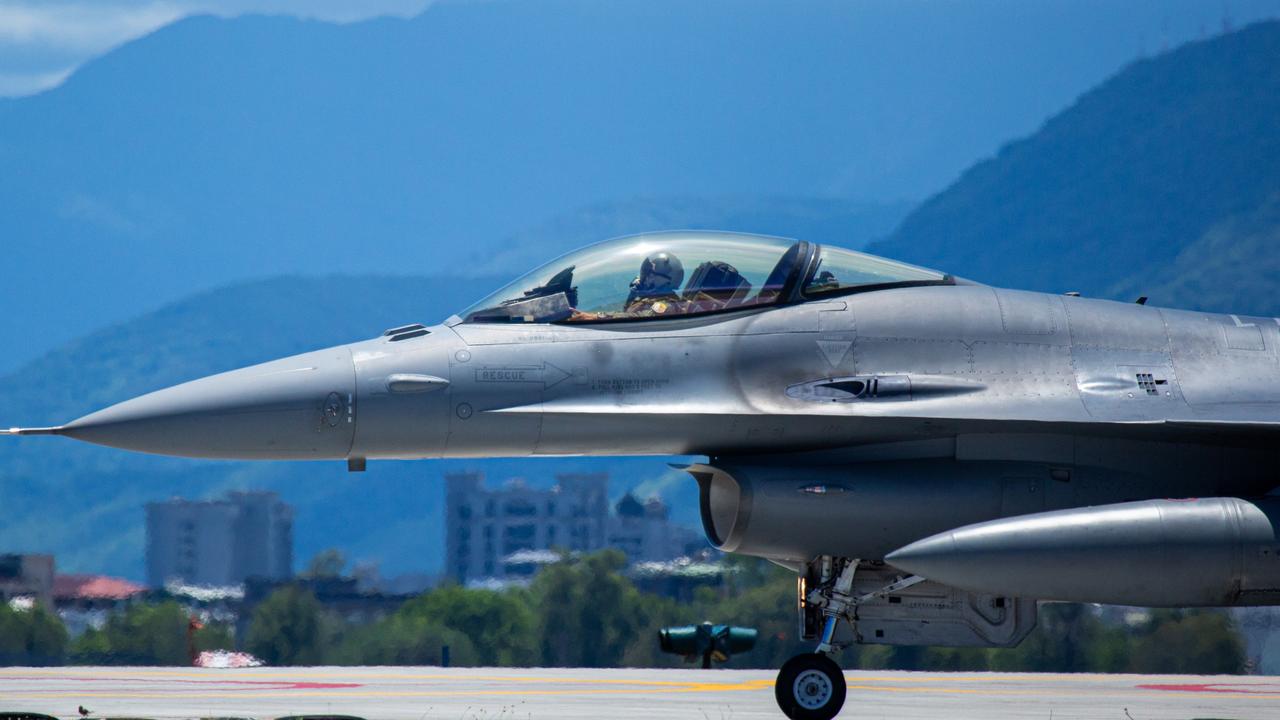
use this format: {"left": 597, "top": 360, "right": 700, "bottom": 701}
{"left": 146, "top": 490, "right": 293, "bottom": 588}
{"left": 444, "top": 471, "right": 700, "bottom": 584}
{"left": 445, "top": 471, "right": 607, "bottom": 584}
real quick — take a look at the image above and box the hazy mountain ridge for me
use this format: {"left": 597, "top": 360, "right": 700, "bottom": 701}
{"left": 871, "top": 20, "right": 1280, "bottom": 314}
{"left": 1125, "top": 191, "right": 1280, "bottom": 315}
{"left": 0, "top": 0, "right": 1227, "bottom": 372}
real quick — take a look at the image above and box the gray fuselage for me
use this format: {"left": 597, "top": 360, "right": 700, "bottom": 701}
{"left": 25, "top": 279, "right": 1280, "bottom": 573}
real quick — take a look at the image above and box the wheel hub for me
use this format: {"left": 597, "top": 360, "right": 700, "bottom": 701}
{"left": 793, "top": 668, "right": 833, "bottom": 709}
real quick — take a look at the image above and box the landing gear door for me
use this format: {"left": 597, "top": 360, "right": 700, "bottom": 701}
{"left": 851, "top": 564, "right": 1038, "bottom": 648}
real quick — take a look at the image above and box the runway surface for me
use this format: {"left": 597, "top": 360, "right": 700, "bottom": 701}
{"left": 1, "top": 666, "right": 1278, "bottom": 719}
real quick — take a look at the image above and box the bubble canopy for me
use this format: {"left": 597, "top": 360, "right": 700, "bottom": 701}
{"left": 459, "top": 231, "right": 948, "bottom": 324}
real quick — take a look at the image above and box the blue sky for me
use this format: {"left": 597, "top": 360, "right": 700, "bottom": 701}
{"left": 0, "top": 0, "right": 430, "bottom": 95}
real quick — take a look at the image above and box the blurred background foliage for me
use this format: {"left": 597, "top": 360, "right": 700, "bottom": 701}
{"left": 0, "top": 602, "right": 68, "bottom": 666}
{"left": 0, "top": 551, "right": 1245, "bottom": 673}
{"left": 68, "top": 601, "right": 233, "bottom": 665}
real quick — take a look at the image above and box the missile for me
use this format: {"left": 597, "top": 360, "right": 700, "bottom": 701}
{"left": 885, "top": 497, "right": 1280, "bottom": 607}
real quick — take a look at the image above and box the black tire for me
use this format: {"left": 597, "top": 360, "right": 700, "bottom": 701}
{"left": 774, "top": 653, "right": 847, "bottom": 720}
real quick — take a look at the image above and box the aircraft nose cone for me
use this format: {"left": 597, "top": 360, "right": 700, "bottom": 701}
{"left": 63, "top": 346, "right": 357, "bottom": 459}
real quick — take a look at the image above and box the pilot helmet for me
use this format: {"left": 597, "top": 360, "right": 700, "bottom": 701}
{"left": 633, "top": 252, "right": 684, "bottom": 297}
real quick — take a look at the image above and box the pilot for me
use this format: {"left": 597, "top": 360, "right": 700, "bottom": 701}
{"left": 623, "top": 252, "right": 685, "bottom": 316}
{"left": 568, "top": 252, "right": 686, "bottom": 321}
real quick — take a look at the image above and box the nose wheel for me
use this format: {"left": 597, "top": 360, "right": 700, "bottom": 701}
{"left": 775, "top": 653, "right": 846, "bottom": 719}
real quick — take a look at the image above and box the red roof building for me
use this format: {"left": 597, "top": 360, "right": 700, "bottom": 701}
{"left": 53, "top": 574, "right": 146, "bottom": 601}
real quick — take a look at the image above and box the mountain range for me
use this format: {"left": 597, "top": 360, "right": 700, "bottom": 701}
{"left": 872, "top": 20, "right": 1280, "bottom": 315}
{"left": 3, "top": 13, "right": 1279, "bottom": 581}
{"left": 0, "top": 0, "right": 1245, "bottom": 374}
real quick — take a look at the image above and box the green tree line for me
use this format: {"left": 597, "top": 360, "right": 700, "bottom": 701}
{"left": 0, "top": 599, "right": 233, "bottom": 665}
{"left": 0, "top": 551, "right": 1247, "bottom": 673}
{"left": 248, "top": 551, "right": 1245, "bottom": 674}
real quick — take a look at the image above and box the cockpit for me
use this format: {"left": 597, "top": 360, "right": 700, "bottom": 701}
{"left": 460, "top": 231, "right": 950, "bottom": 324}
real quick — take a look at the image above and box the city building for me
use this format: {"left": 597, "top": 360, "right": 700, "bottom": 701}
{"left": 445, "top": 471, "right": 607, "bottom": 583}
{"left": 444, "top": 471, "right": 701, "bottom": 585}
{"left": 146, "top": 490, "right": 293, "bottom": 588}
{"left": 0, "top": 553, "right": 54, "bottom": 607}
{"left": 53, "top": 574, "right": 147, "bottom": 637}
{"left": 609, "top": 491, "right": 701, "bottom": 564}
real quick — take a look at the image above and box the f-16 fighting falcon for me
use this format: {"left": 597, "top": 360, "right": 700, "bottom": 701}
{"left": 7, "top": 231, "right": 1280, "bottom": 719}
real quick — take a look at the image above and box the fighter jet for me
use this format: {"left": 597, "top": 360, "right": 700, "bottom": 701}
{"left": 7, "top": 231, "right": 1280, "bottom": 719}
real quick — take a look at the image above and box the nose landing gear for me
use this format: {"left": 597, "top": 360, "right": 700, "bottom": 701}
{"left": 774, "top": 557, "right": 924, "bottom": 719}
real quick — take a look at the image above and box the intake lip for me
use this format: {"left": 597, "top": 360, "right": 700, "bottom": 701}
{"left": 689, "top": 464, "right": 749, "bottom": 552}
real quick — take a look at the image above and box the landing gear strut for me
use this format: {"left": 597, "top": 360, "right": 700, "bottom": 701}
{"left": 773, "top": 557, "right": 923, "bottom": 719}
